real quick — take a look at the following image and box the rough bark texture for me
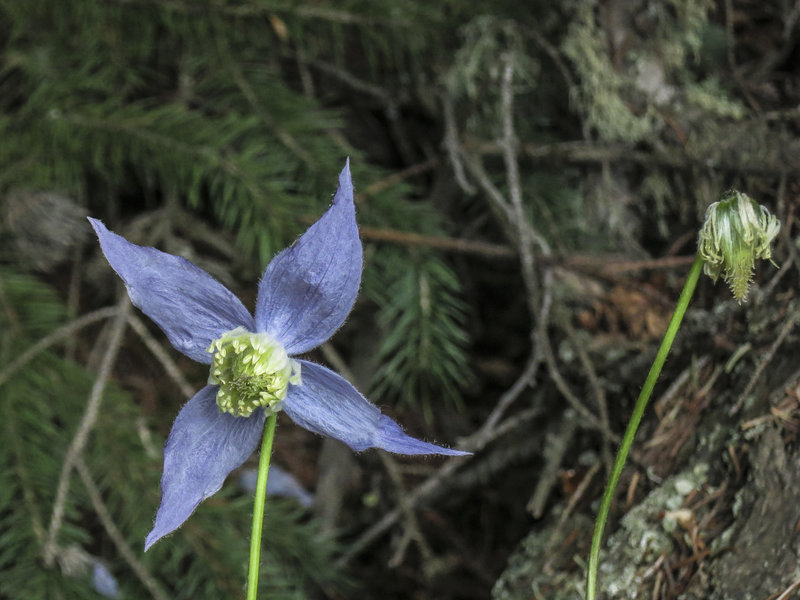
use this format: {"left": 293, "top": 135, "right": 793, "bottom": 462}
{"left": 494, "top": 299, "right": 800, "bottom": 599}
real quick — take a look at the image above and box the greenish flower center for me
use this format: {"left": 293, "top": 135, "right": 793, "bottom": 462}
{"left": 207, "top": 327, "right": 301, "bottom": 417}
{"left": 698, "top": 191, "right": 780, "bottom": 302}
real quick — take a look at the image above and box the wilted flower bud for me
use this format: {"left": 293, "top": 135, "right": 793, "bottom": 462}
{"left": 698, "top": 191, "right": 779, "bottom": 302}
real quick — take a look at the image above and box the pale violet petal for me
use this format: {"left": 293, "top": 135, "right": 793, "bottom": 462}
{"left": 145, "top": 386, "right": 265, "bottom": 550}
{"left": 283, "top": 361, "right": 469, "bottom": 456}
{"left": 89, "top": 218, "right": 254, "bottom": 364}
{"left": 91, "top": 562, "right": 120, "bottom": 599}
{"left": 254, "top": 161, "right": 362, "bottom": 354}
{"left": 239, "top": 465, "right": 314, "bottom": 508}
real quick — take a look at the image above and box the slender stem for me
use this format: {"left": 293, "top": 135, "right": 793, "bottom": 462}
{"left": 585, "top": 254, "right": 704, "bottom": 600}
{"left": 246, "top": 413, "right": 278, "bottom": 600}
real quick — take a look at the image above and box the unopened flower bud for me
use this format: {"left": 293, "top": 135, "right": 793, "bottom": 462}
{"left": 207, "top": 327, "right": 301, "bottom": 417}
{"left": 698, "top": 191, "right": 779, "bottom": 302}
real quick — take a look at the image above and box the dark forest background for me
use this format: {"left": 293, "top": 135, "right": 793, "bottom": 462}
{"left": 2, "top": 1, "right": 800, "bottom": 599}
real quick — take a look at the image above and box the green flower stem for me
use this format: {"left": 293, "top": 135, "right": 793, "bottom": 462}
{"left": 246, "top": 413, "right": 278, "bottom": 600}
{"left": 585, "top": 253, "right": 704, "bottom": 600}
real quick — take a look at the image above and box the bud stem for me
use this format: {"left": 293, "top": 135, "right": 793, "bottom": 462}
{"left": 246, "top": 413, "right": 278, "bottom": 600}
{"left": 585, "top": 253, "right": 704, "bottom": 600}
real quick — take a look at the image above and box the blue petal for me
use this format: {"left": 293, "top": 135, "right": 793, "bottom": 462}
{"left": 254, "top": 161, "right": 362, "bottom": 354}
{"left": 91, "top": 562, "right": 120, "bottom": 599}
{"left": 283, "top": 361, "right": 469, "bottom": 456}
{"left": 145, "top": 386, "right": 265, "bottom": 550}
{"left": 239, "top": 465, "right": 314, "bottom": 508}
{"left": 265, "top": 465, "right": 314, "bottom": 507}
{"left": 89, "top": 218, "right": 254, "bottom": 364}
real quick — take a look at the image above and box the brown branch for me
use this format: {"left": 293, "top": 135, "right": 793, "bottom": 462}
{"left": 731, "top": 310, "right": 799, "bottom": 415}
{"left": 0, "top": 306, "right": 119, "bottom": 389}
{"left": 363, "top": 223, "right": 699, "bottom": 274}
{"left": 469, "top": 139, "right": 800, "bottom": 176}
{"left": 360, "top": 157, "right": 439, "bottom": 197}
{"left": 43, "top": 298, "right": 131, "bottom": 567}
{"left": 127, "top": 313, "right": 195, "bottom": 399}
{"left": 76, "top": 458, "right": 169, "bottom": 600}
{"left": 564, "top": 318, "right": 613, "bottom": 469}
{"left": 527, "top": 409, "right": 579, "bottom": 518}
{"left": 336, "top": 405, "right": 541, "bottom": 566}
{"left": 358, "top": 225, "right": 515, "bottom": 259}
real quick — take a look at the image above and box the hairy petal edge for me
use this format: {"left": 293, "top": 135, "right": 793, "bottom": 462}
{"left": 145, "top": 386, "right": 265, "bottom": 550}
{"left": 283, "top": 361, "right": 469, "bottom": 456}
{"left": 255, "top": 161, "right": 362, "bottom": 354}
{"left": 90, "top": 218, "right": 254, "bottom": 364}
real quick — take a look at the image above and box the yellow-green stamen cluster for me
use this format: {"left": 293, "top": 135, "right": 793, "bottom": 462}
{"left": 207, "top": 327, "right": 301, "bottom": 417}
{"left": 698, "top": 190, "right": 780, "bottom": 303}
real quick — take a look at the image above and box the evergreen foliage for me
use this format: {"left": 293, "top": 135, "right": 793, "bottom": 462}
{"left": 0, "top": 0, "right": 471, "bottom": 416}
{"left": 0, "top": 2, "right": 476, "bottom": 594}
{"left": 367, "top": 248, "right": 471, "bottom": 419}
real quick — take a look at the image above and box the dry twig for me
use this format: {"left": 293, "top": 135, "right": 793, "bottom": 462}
{"left": 76, "top": 458, "right": 169, "bottom": 600}
{"left": 0, "top": 306, "right": 119, "bottom": 388}
{"left": 127, "top": 313, "right": 195, "bottom": 399}
{"left": 527, "top": 409, "right": 579, "bottom": 518}
{"left": 564, "top": 319, "right": 613, "bottom": 469}
{"left": 731, "top": 311, "right": 799, "bottom": 415}
{"left": 43, "top": 297, "right": 131, "bottom": 567}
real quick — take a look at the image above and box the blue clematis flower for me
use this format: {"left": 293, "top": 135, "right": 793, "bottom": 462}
{"left": 89, "top": 161, "right": 467, "bottom": 551}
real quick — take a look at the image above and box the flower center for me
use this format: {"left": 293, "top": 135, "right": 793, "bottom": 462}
{"left": 207, "top": 327, "right": 301, "bottom": 417}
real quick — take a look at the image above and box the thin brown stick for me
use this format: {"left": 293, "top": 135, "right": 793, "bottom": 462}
{"left": 467, "top": 352, "right": 540, "bottom": 446}
{"left": 442, "top": 91, "right": 477, "bottom": 195}
{"left": 471, "top": 139, "right": 798, "bottom": 177}
{"left": 0, "top": 306, "right": 119, "bottom": 388}
{"left": 127, "top": 313, "right": 195, "bottom": 399}
{"left": 458, "top": 150, "right": 521, "bottom": 245}
{"left": 361, "top": 221, "right": 698, "bottom": 271}
{"left": 296, "top": 50, "right": 406, "bottom": 106}
{"left": 43, "top": 298, "right": 131, "bottom": 566}
{"left": 527, "top": 409, "right": 579, "bottom": 518}
{"left": 76, "top": 458, "right": 169, "bottom": 600}
{"left": 112, "top": 0, "right": 409, "bottom": 26}
{"left": 731, "top": 310, "right": 799, "bottom": 415}
{"left": 379, "top": 452, "right": 433, "bottom": 568}
{"left": 361, "top": 157, "right": 439, "bottom": 197}
{"left": 773, "top": 574, "right": 800, "bottom": 600}
{"left": 564, "top": 319, "right": 613, "bottom": 469}
{"left": 501, "top": 53, "right": 550, "bottom": 266}
{"left": 336, "top": 404, "right": 541, "bottom": 566}
{"left": 359, "top": 225, "right": 515, "bottom": 259}
{"left": 539, "top": 330, "right": 617, "bottom": 441}
{"left": 546, "top": 460, "right": 602, "bottom": 551}
{"left": 454, "top": 54, "right": 556, "bottom": 438}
